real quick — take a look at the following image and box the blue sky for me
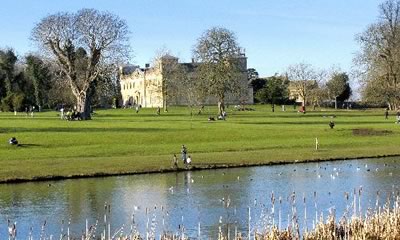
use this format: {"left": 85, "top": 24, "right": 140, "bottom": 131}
{"left": 0, "top": 0, "right": 380, "bottom": 77}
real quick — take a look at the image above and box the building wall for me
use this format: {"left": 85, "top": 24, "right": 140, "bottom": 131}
{"left": 120, "top": 67, "right": 163, "bottom": 108}
{"left": 120, "top": 56, "right": 254, "bottom": 108}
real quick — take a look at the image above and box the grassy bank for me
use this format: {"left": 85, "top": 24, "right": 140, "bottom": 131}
{"left": 0, "top": 105, "right": 399, "bottom": 182}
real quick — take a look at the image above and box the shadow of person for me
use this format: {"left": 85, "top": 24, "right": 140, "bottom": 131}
{"left": 17, "top": 144, "right": 41, "bottom": 148}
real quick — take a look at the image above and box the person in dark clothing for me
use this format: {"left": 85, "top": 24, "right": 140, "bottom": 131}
{"left": 181, "top": 145, "right": 187, "bottom": 164}
{"left": 9, "top": 137, "right": 18, "bottom": 145}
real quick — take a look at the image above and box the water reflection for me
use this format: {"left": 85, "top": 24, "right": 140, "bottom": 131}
{"left": 0, "top": 157, "right": 398, "bottom": 238}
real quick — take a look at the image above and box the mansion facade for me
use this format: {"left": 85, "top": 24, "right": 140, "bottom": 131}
{"left": 119, "top": 54, "right": 253, "bottom": 108}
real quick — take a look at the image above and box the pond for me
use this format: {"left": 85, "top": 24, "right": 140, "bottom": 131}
{"left": 0, "top": 157, "right": 399, "bottom": 238}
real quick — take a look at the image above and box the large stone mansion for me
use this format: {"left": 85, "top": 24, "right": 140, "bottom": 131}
{"left": 119, "top": 54, "right": 253, "bottom": 108}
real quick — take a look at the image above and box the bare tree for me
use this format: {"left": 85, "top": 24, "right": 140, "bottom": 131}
{"left": 31, "top": 9, "right": 130, "bottom": 119}
{"left": 193, "top": 27, "right": 244, "bottom": 116}
{"left": 309, "top": 84, "right": 329, "bottom": 110}
{"left": 286, "top": 63, "right": 321, "bottom": 112}
{"left": 355, "top": 0, "right": 400, "bottom": 109}
{"left": 150, "top": 48, "right": 183, "bottom": 112}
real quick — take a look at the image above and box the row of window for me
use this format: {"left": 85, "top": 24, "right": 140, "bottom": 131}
{"left": 123, "top": 82, "right": 135, "bottom": 90}
{"left": 123, "top": 80, "right": 162, "bottom": 91}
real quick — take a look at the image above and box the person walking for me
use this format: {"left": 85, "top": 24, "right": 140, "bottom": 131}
{"left": 181, "top": 145, "right": 187, "bottom": 164}
{"left": 30, "top": 106, "right": 34, "bottom": 118}
{"left": 60, "top": 107, "right": 65, "bottom": 119}
{"left": 172, "top": 154, "right": 178, "bottom": 169}
{"left": 384, "top": 108, "right": 389, "bottom": 120}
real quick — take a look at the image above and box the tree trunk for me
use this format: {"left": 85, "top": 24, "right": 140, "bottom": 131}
{"left": 218, "top": 100, "right": 225, "bottom": 116}
{"left": 302, "top": 100, "right": 306, "bottom": 113}
{"left": 334, "top": 96, "right": 338, "bottom": 110}
{"left": 76, "top": 92, "right": 91, "bottom": 120}
{"left": 84, "top": 92, "right": 92, "bottom": 119}
{"left": 163, "top": 97, "right": 168, "bottom": 112}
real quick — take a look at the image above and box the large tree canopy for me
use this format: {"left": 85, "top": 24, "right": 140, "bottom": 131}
{"left": 0, "top": 49, "right": 28, "bottom": 111}
{"left": 255, "top": 75, "right": 289, "bottom": 105}
{"left": 356, "top": 0, "right": 400, "bottom": 109}
{"left": 326, "top": 72, "right": 351, "bottom": 109}
{"left": 0, "top": 49, "right": 18, "bottom": 98}
{"left": 193, "top": 27, "right": 244, "bottom": 115}
{"left": 25, "top": 54, "right": 53, "bottom": 108}
{"left": 31, "top": 8, "right": 130, "bottom": 119}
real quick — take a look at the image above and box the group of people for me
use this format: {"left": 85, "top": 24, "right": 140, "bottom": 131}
{"left": 208, "top": 111, "right": 227, "bottom": 121}
{"left": 384, "top": 108, "right": 400, "bottom": 124}
{"left": 60, "top": 107, "right": 82, "bottom": 121}
{"left": 218, "top": 111, "right": 227, "bottom": 120}
{"left": 24, "top": 106, "right": 36, "bottom": 117}
{"left": 172, "top": 144, "right": 192, "bottom": 169}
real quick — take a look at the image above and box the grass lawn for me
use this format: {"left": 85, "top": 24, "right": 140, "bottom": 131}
{"left": 0, "top": 105, "right": 398, "bottom": 182}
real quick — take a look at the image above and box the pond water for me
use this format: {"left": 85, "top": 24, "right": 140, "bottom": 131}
{"left": 0, "top": 157, "right": 399, "bottom": 239}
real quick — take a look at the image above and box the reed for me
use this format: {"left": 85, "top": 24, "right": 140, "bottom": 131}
{"left": 6, "top": 193, "right": 400, "bottom": 239}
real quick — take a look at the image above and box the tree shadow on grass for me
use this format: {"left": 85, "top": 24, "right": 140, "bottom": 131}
{"left": 234, "top": 114, "right": 385, "bottom": 119}
{"left": 237, "top": 121, "right": 388, "bottom": 125}
{"left": 0, "top": 127, "right": 180, "bottom": 134}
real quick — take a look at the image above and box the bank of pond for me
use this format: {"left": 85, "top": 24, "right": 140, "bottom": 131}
{"left": 0, "top": 157, "right": 399, "bottom": 239}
